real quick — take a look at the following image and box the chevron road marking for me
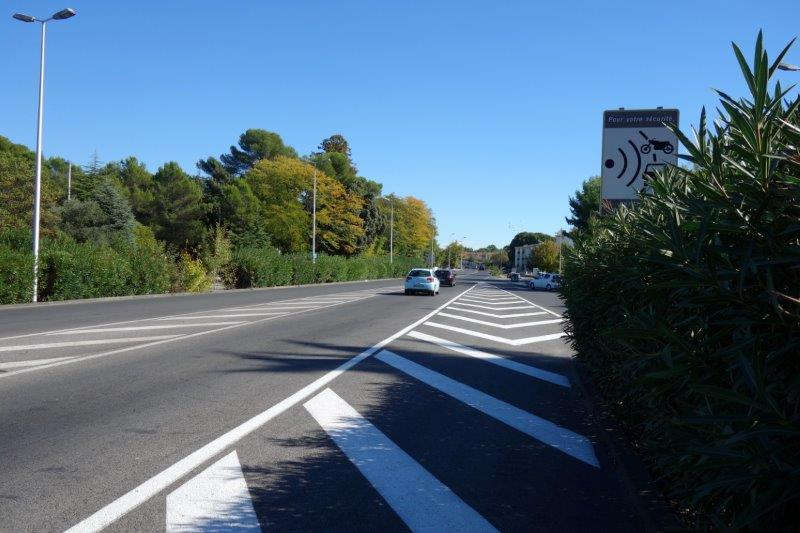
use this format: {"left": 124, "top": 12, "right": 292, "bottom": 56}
{"left": 450, "top": 302, "right": 536, "bottom": 311}
{"left": 305, "top": 388, "right": 497, "bottom": 532}
{"left": 375, "top": 350, "right": 599, "bottom": 467}
{"left": 437, "top": 312, "right": 564, "bottom": 330}
{"left": 407, "top": 331, "right": 570, "bottom": 387}
{"left": 423, "top": 322, "right": 566, "bottom": 346}
{"left": 446, "top": 306, "right": 547, "bottom": 318}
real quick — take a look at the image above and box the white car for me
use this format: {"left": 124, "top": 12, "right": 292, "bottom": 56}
{"left": 404, "top": 268, "right": 440, "bottom": 296}
{"left": 529, "top": 272, "right": 561, "bottom": 291}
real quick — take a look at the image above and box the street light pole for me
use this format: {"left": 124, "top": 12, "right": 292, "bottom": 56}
{"left": 311, "top": 168, "right": 317, "bottom": 263}
{"left": 67, "top": 162, "right": 71, "bottom": 201}
{"left": 389, "top": 199, "right": 394, "bottom": 265}
{"left": 13, "top": 7, "right": 76, "bottom": 302}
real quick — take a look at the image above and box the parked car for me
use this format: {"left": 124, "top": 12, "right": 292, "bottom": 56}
{"left": 510, "top": 272, "right": 521, "bottom": 282}
{"left": 529, "top": 272, "right": 560, "bottom": 290}
{"left": 434, "top": 268, "right": 456, "bottom": 286}
{"left": 404, "top": 268, "right": 440, "bottom": 295}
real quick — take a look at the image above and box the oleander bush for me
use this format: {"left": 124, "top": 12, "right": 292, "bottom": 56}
{"left": 561, "top": 33, "right": 800, "bottom": 529}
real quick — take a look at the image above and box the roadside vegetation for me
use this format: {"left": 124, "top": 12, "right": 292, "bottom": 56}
{"left": 561, "top": 33, "right": 799, "bottom": 528}
{"left": 0, "top": 133, "right": 434, "bottom": 304}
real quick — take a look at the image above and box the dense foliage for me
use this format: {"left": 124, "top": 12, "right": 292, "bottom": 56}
{"left": 0, "top": 129, "right": 436, "bottom": 304}
{"left": 561, "top": 34, "right": 800, "bottom": 528}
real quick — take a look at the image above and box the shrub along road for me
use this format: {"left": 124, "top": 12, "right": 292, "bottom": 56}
{"left": 0, "top": 271, "right": 656, "bottom": 531}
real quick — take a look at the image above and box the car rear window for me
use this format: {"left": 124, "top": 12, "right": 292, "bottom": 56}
{"left": 409, "top": 269, "right": 430, "bottom": 277}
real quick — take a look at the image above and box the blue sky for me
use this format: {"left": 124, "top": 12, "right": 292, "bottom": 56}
{"left": 3, "top": 1, "right": 799, "bottom": 249}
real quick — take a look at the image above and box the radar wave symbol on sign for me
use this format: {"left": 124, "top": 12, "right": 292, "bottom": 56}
{"left": 603, "top": 139, "right": 642, "bottom": 187}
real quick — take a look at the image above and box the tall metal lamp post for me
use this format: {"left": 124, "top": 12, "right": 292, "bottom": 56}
{"left": 13, "top": 7, "right": 77, "bottom": 302}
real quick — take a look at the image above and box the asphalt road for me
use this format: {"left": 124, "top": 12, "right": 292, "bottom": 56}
{"left": 0, "top": 271, "right": 653, "bottom": 532}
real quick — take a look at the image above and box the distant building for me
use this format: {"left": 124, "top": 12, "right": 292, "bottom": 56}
{"left": 514, "top": 243, "right": 537, "bottom": 272}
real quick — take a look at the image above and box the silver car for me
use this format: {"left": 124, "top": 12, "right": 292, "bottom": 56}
{"left": 404, "top": 268, "right": 440, "bottom": 296}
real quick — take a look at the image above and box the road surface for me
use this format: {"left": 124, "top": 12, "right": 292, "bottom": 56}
{"left": 0, "top": 271, "right": 653, "bottom": 531}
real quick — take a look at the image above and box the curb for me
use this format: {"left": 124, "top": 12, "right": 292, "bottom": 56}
{"left": 0, "top": 277, "right": 404, "bottom": 311}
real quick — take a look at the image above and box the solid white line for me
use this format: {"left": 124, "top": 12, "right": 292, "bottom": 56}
{"left": 165, "top": 451, "right": 260, "bottom": 532}
{"left": 304, "top": 388, "right": 497, "bottom": 532}
{"left": 0, "top": 356, "right": 76, "bottom": 371}
{"left": 437, "top": 312, "right": 564, "bottom": 329}
{"left": 0, "top": 297, "right": 380, "bottom": 381}
{"left": 64, "top": 285, "right": 476, "bottom": 532}
{"left": 407, "top": 331, "right": 570, "bottom": 387}
{"left": 49, "top": 323, "right": 244, "bottom": 335}
{"left": 375, "top": 350, "right": 598, "bottom": 467}
{"left": 447, "top": 306, "right": 547, "bottom": 318}
{"left": 450, "top": 302, "right": 535, "bottom": 311}
{"left": 0, "top": 335, "right": 180, "bottom": 353}
{"left": 423, "top": 322, "right": 566, "bottom": 346}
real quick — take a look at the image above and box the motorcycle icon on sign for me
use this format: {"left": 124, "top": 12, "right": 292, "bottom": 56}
{"left": 640, "top": 139, "right": 674, "bottom": 154}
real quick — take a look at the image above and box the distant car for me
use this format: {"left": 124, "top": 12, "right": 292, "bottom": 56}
{"left": 434, "top": 268, "right": 456, "bottom": 286}
{"left": 529, "top": 272, "right": 560, "bottom": 290}
{"left": 510, "top": 272, "right": 521, "bottom": 282}
{"left": 404, "top": 268, "right": 440, "bottom": 295}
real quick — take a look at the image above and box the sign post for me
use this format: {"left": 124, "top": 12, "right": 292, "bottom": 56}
{"left": 601, "top": 108, "right": 679, "bottom": 207}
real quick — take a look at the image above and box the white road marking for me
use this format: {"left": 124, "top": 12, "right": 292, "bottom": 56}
{"left": 496, "top": 288, "right": 562, "bottom": 317}
{"left": 437, "top": 312, "right": 565, "bottom": 329}
{"left": 0, "top": 296, "right": 379, "bottom": 381}
{"left": 64, "top": 285, "right": 476, "bottom": 532}
{"left": 165, "top": 451, "right": 260, "bottom": 532}
{"left": 0, "top": 335, "right": 180, "bottom": 353}
{"left": 407, "top": 331, "right": 570, "bottom": 387}
{"left": 50, "top": 323, "right": 244, "bottom": 335}
{"left": 423, "top": 322, "right": 566, "bottom": 346}
{"left": 459, "top": 297, "right": 521, "bottom": 304}
{"left": 0, "top": 356, "right": 76, "bottom": 371}
{"left": 450, "top": 302, "right": 535, "bottom": 311}
{"left": 158, "top": 313, "right": 288, "bottom": 319}
{"left": 446, "top": 306, "right": 547, "bottom": 318}
{"left": 375, "top": 350, "right": 598, "bottom": 467}
{"left": 305, "top": 388, "right": 497, "bottom": 532}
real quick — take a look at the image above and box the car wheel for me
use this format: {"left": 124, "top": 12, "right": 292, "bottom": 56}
{"left": 546, "top": 284, "right": 551, "bottom": 290}
{"left": 404, "top": 289, "right": 410, "bottom": 295}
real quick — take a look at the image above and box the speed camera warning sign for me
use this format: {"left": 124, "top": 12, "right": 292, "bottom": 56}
{"left": 601, "top": 109, "right": 679, "bottom": 200}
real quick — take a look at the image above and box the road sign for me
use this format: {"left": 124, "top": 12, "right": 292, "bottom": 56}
{"left": 601, "top": 108, "right": 679, "bottom": 200}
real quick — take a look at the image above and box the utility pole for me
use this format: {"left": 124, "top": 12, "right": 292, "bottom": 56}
{"left": 67, "top": 162, "right": 71, "bottom": 201}
{"left": 389, "top": 199, "right": 394, "bottom": 264}
{"left": 311, "top": 168, "right": 317, "bottom": 263}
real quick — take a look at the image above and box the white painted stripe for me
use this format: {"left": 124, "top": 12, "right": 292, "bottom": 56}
{"left": 305, "top": 389, "right": 497, "bottom": 532}
{"left": 0, "top": 356, "right": 76, "bottom": 371}
{"left": 51, "top": 323, "right": 244, "bottom": 335}
{"left": 64, "top": 285, "right": 477, "bottom": 532}
{"left": 461, "top": 296, "right": 520, "bottom": 302}
{"left": 375, "top": 350, "right": 598, "bottom": 467}
{"left": 438, "top": 312, "right": 565, "bottom": 329}
{"left": 407, "top": 331, "right": 570, "bottom": 387}
{"left": 158, "top": 313, "right": 288, "bottom": 319}
{"left": 446, "top": 306, "right": 547, "bottom": 318}
{"left": 448, "top": 302, "right": 535, "bottom": 311}
{"left": 165, "top": 451, "right": 260, "bottom": 532}
{"left": 423, "top": 322, "right": 566, "bottom": 346}
{"left": 0, "top": 335, "right": 180, "bottom": 353}
{"left": 496, "top": 288, "right": 562, "bottom": 317}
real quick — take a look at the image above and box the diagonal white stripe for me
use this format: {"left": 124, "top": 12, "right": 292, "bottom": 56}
{"left": 375, "top": 350, "right": 598, "bottom": 467}
{"left": 446, "top": 306, "right": 547, "bottom": 318}
{"left": 437, "top": 312, "right": 564, "bottom": 329}
{"left": 0, "top": 335, "right": 181, "bottom": 353}
{"left": 448, "top": 302, "right": 535, "bottom": 311}
{"left": 305, "top": 389, "right": 497, "bottom": 532}
{"left": 423, "top": 322, "right": 566, "bottom": 346}
{"left": 406, "top": 331, "right": 570, "bottom": 387}
{"left": 51, "top": 323, "right": 243, "bottom": 335}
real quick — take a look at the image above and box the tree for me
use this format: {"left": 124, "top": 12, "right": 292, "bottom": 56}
{"left": 151, "top": 162, "right": 208, "bottom": 252}
{"left": 565, "top": 176, "right": 601, "bottom": 234}
{"left": 505, "top": 231, "right": 553, "bottom": 267}
{"left": 217, "top": 129, "right": 298, "bottom": 176}
{"left": 381, "top": 195, "right": 436, "bottom": 257}
{"left": 529, "top": 240, "right": 559, "bottom": 272}
{"left": 318, "top": 134, "right": 352, "bottom": 159}
{"left": 58, "top": 180, "right": 135, "bottom": 244}
{"left": 0, "top": 136, "right": 59, "bottom": 234}
{"left": 217, "top": 179, "right": 272, "bottom": 248}
{"left": 117, "top": 157, "right": 155, "bottom": 223}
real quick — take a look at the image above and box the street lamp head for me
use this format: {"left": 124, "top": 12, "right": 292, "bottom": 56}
{"left": 778, "top": 62, "right": 800, "bottom": 72}
{"left": 12, "top": 13, "right": 36, "bottom": 22}
{"left": 51, "top": 8, "right": 76, "bottom": 20}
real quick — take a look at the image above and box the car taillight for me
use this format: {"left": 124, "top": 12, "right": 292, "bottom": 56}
{"left": 426, "top": 277, "right": 434, "bottom": 282}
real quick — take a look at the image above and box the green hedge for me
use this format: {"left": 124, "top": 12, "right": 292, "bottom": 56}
{"left": 227, "top": 246, "right": 418, "bottom": 289}
{"left": 561, "top": 35, "right": 799, "bottom": 529}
